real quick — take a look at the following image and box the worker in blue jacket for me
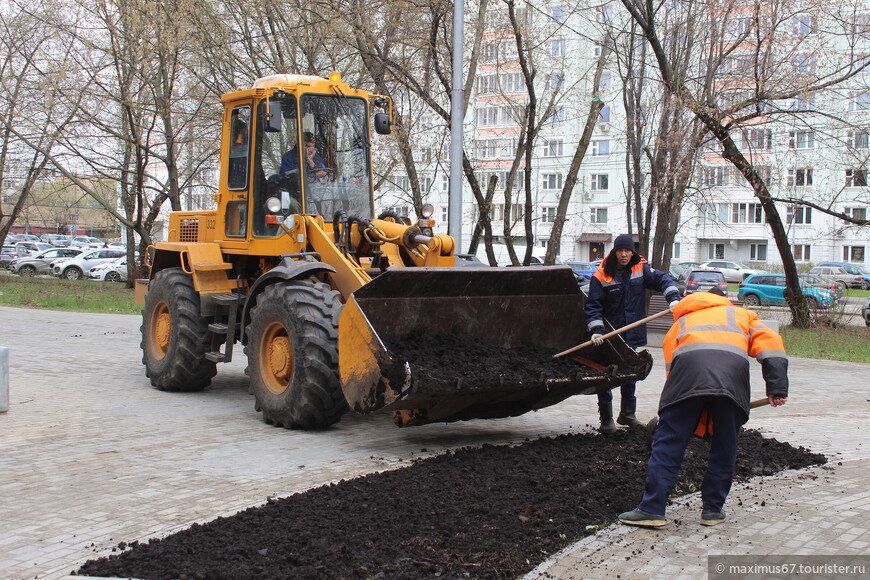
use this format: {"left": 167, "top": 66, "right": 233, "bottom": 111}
{"left": 584, "top": 233, "right": 681, "bottom": 433}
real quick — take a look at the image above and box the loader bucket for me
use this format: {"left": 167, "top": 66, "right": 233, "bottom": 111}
{"left": 338, "top": 266, "right": 653, "bottom": 427}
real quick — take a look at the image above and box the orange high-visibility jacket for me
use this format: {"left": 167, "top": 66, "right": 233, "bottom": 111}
{"left": 660, "top": 292, "right": 789, "bottom": 420}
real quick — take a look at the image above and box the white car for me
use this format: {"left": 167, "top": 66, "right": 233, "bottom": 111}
{"left": 70, "top": 236, "right": 105, "bottom": 249}
{"left": 53, "top": 248, "right": 126, "bottom": 280}
{"left": 88, "top": 256, "right": 129, "bottom": 282}
{"left": 697, "top": 260, "right": 764, "bottom": 283}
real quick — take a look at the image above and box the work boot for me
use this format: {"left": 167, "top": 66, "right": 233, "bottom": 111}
{"left": 618, "top": 508, "right": 667, "bottom": 528}
{"left": 700, "top": 509, "right": 727, "bottom": 526}
{"left": 617, "top": 396, "right": 644, "bottom": 427}
{"left": 598, "top": 402, "right": 617, "bottom": 434}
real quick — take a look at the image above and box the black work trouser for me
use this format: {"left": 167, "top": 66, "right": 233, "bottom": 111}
{"left": 638, "top": 395, "right": 742, "bottom": 516}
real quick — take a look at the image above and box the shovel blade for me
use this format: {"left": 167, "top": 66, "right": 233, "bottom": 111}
{"left": 338, "top": 266, "right": 652, "bottom": 426}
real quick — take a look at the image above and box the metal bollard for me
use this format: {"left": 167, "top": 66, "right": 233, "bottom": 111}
{"left": 0, "top": 347, "right": 8, "bottom": 413}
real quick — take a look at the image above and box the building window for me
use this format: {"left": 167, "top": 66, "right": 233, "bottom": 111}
{"left": 789, "top": 130, "right": 815, "bottom": 149}
{"left": 787, "top": 206, "right": 812, "bottom": 224}
{"left": 844, "top": 206, "right": 868, "bottom": 221}
{"left": 547, "top": 5, "right": 567, "bottom": 24}
{"left": 705, "top": 166, "right": 731, "bottom": 186}
{"left": 546, "top": 39, "right": 566, "bottom": 57}
{"left": 791, "top": 244, "right": 811, "bottom": 261}
{"left": 541, "top": 207, "right": 557, "bottom": 223}
{"left": 477, "top": 107, "right": 499, "bottom": 127}
{"left": 672, "top": 242, "right": 681, "bottom": 259}
{"left": 481, "top": 42, "right": 499, "bottom": 62}
{"left": 441, "top": 206, "right": 448, "bottom": 223}
{"left": 699, "top": 203, "right": 729, "bottom": 223}
{"left": 542, "top": 139, "right": 563, "bottom": 157}
{"left": 441, "top": 174, "right": 449, "bottom": 192}
{"left": 546, "top": 107, "right": 565, "bottom": 124}
{"left": 478, "top": 74, "right": 498, "bottom": 94}
{"left": 846, "top": 168, "right": 869, "bottom": 187}
{"left": 708, "top": 243, "right": 725, "bottom": 260}
{"left": 791, "top": 54, "right": 817, "bottom": 73}
{"left": 848, "top": 130, "right": 870, "bottom": 149}
{"left": 591, "top": 139, "right": 610, "bottom": 156}
{"left": 541, "top": 173, "right": 563, "bottom": 190}
{"left": 843, "top": 246, "right": 866, "bottom": 262}
{"left": 792, "top": 14, "right": 816, "bottom": 35}
{"left": 590, "top": 207, "right": 608, "bottom": 223}
{"left": 477, "top": 140, "right": 498, "bottom": 159}
{"left": 545, "top": 72, "right": 564, "bottom": 92}
{"left": 848, "top": 91, "right": 870, "bottom": 112}
{"left": 590, "top": 174, "right": 609, "bottom": 191}
{"left": 787, "top": 168, "right": 814, "bottom": 187}
{"left": 731, "top": 202, "right": 764, "bottom": 223}
{"left": 750, "top": 243, "right": 767, "bottom": 261}
{"left": 789, "top": 94, "right": 815, "bottom": 111}
{"left": 500, "top": 72, "right": 524, "bottom": 93}
{"left": 746, "top": 128, "right": 772, "bottom": 150}
{"left": 598, "top": 106, "right": 611, "bottom": 125}
{"left": 600, "top": 70, "right": 612, "bottom": 90}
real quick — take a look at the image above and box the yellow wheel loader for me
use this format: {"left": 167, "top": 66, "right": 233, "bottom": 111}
{"left": 137, "top": 72, "right": 653, "bottom": 428}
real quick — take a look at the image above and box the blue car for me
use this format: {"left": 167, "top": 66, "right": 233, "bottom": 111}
{"left": 564, "top": 261, "right": 597, "bottom": 280}
{"left": 738, "top": 274, "right": 838, "bottom": 309}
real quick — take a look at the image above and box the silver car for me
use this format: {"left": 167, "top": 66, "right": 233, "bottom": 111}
{"left": 11, "top": 247, "right": 84, "bottom": 276}
{"left": 698, "top": 260, "right": 764, "bottom": 283}
{"left": 52, "top": 248, "right": 126, "bottom": 280}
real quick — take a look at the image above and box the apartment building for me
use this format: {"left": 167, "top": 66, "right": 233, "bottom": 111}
{"left": 374, "top": 1, "right": 869, "bottom": 269}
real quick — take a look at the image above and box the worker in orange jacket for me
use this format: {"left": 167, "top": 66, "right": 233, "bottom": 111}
{"left": 618, "top": 287, "right": 788, "bottom": 528}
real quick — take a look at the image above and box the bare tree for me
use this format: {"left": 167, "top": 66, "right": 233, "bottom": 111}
{"left": 0, "top": 3, "right": 79, "bottom": 243}
{"left": 620, "top": 0, "right": 870, "bottom": 326}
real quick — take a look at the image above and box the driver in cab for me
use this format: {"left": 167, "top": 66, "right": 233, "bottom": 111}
{"left": 280, "top": 131, "right": 328, "bottom": 179}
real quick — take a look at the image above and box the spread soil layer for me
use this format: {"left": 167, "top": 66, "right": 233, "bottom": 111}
{"left": 75, "top": 428, "right": 826, "bottom": 580}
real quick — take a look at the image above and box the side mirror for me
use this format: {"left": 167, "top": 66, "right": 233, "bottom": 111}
{"left": 264, "top": 101, "right": 283, "bottom": 133}
{"left": 374, "top": 112, "right": 391, "bottom": 135}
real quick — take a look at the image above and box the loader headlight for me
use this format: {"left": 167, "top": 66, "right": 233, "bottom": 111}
{"left": 419, "top": 203, "right": 434, "bottom": 219}
{"left": 265, "top": 196, "right": 282, "bottom": 213}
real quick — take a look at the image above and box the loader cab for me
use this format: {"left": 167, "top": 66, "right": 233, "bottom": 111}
{"left": 249, "top": 89, "right": 376, "bottom": 237}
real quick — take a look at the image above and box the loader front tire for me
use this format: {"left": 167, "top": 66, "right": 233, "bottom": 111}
{"left": 140, "top": 267, "right": 216, "bottom": 391}
{"left": 245, "top": 280, "right": 347, "bottom": 429}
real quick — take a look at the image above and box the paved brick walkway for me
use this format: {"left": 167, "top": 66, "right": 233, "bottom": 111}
{"left": 0, "top": 306, "right": 867, "bottom": 580}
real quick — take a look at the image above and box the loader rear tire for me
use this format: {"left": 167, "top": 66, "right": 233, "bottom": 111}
{"left": 140, "top": 267, "right": 216, "bottom": 392}
{"left": 244, "top": 280, "right": 347, "bottom": 429}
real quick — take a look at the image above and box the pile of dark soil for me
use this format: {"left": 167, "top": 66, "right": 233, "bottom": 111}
{"left": 386, "top": 328, "right": 646, "bottom": 392}
{"left": 75, "top": 428, "right": 826, "bottom": 580}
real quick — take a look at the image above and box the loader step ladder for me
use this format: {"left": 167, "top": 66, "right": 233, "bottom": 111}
{"left": 205, "top": 293, "right": 242, "bottom": 363}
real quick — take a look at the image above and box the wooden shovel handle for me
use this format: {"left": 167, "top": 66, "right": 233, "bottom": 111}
{"left": 552, "top": 309, "right": 672, "bottom": 359}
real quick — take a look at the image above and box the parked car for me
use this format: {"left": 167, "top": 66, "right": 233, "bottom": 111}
{"left": 70, "top": 236, "right": 106, "bottom": 249}
{"left": 697, "top": 260, "right": 764, "bottom": 283}
{"left": 88, "top": 256, "right": 129, "bottom": 282}
{"left": 813, "top": 263, "right": 870, "bottom": 290}
{"left": 564, "top": 261, "right": 597, "bottom": 281}
{"left": 10, "top": 247, "right": 84, "bottom": 276}
{"left": 52, "top": 248, "right": 125, "bottom": 280}
{"left": 806, "top": 266, "right": 864, "bottom": 290}
{"left": 738, "top": 274, "right": 838, "bottom": 309}
{"left": 669, "top": 261, "right": 702, "bottom": 279}
{"left": 45, "top": 234, "right": 72, "bottom": 247}
{"left": 1, "top": 245, "right": 18, "bottom": 268}
{"left": 17, "top": 234, "right": 40, "bottom": 242}
{"left": 863, "top": 297, "right": 870, "bottom": 327}
{"left": 14, "top": 242, "right": 52, "bottom": 257}
{"left": 798, "top": 274, "right": 844, "bottom": 301}
{"left": 678, "top": 269, "right": 729, "bottom": 296}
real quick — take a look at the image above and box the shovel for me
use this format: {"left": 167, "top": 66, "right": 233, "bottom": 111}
{"left": 552, "top": 309, "right": 672, "bottom": 359}
{"left": 645, "top": 397, "right": 771, "bottom": 438}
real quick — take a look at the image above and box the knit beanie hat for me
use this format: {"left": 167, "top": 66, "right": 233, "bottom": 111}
{"left": 613, "top": 234, "right": 635, "bottom": 252}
